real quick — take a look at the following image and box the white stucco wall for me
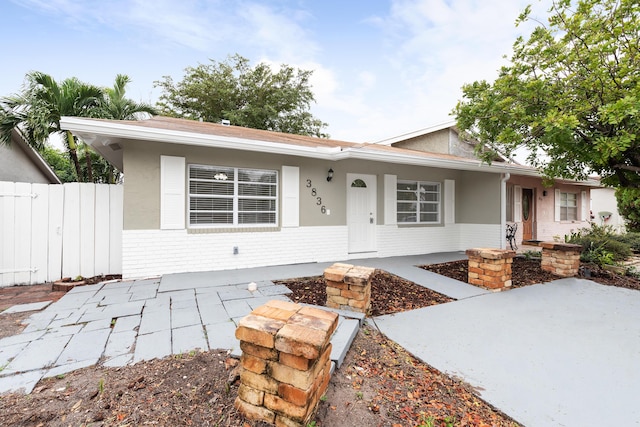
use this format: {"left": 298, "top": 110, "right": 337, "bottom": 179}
{"left": 591, "top": 187, "right": 625, "bottom": 232}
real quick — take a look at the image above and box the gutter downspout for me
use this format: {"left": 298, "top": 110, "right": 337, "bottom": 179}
{"left": 500, "top": 173, "right": 511, "bottom": 249}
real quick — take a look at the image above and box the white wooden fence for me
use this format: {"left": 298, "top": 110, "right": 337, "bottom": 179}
{"left": 0, "top": 181, "right": 123, "bottom": 287}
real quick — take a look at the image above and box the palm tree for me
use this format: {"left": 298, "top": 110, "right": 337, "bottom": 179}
{"left": 0, "top": 72, "right": 158, "bottom": 183}
{"left": 0, "top": 72, "right": 103, "bottom": 181}
{"left": 101, "top": 74, "right": 157, "bottom": 120}
{"left": 85, "top": 74, "right": 157, "bottom": 183}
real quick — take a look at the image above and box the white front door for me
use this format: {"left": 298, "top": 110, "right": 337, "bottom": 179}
{"left": 347, "top": 173, "right": 377, "bottom": 254}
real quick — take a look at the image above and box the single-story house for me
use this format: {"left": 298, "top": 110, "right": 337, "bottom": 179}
{"left": 0, "top": 129, "right": 61, "bottom": 184}
{"left": 60, "top": 116, "right": 599, "bottom": 278}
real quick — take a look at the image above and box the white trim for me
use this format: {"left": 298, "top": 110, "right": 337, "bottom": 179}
{"left": 444, "top": 179, "right": 455, "bottom": 225}
{"left": 60, "top": 116, "right": 601, "bottom": 184}
{"left": 160, "top": 155, "right": 185, "bottom": 230}
{"left": 281, "top": 166, "right": 300, "bottom": 227}
{"left": 383, "top": 174, "right": 397, "bottom": 225}
{"left": 555, "top": 189, "right": 562, "bottom": 222}
{"left": 514, "top": 185, "right": 522, "bottom": 222}
{"left": 581, "top": 190, "right": 588, "bottom": 221}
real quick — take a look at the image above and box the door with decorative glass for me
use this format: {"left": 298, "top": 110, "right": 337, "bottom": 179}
{"left": 346, "top": 174, "right": 377, "bottom": 253}
{"left": 522, "top": 188, "right": 534, "bottom": 241}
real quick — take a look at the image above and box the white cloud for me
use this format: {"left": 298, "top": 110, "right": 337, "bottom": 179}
{"left": 6, "top": 0, "right": 556, "bottom": 144}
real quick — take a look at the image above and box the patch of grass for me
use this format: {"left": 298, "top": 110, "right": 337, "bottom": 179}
{"left": 98, "top": 378, "right": 105, "bottom": 394}
{"left": 417, "top": 414, "right": 435, "bottom": 427}
{"left": 355, "top": 391, "right": 363, "bottom": 400}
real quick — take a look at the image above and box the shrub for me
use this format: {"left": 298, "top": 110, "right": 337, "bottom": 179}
{"left": 616, "top": 232, "right": 640, "bottom": 253}
{"left": 566, "top": 223, "right": 632, "bottom": 264}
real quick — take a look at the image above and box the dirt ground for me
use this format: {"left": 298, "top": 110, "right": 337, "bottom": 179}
{"left": 1, "top": 259, "right": 637, "bottom": 426}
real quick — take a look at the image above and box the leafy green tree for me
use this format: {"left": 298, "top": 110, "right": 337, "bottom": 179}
{"left": 0, "top": 72, "right": 103, "bottom": 181}
{"left": 616, "top": 187, "right": 640, "bottom": 231}
{"left": 40, "top": 146, "right": 75, "bottom": 183}
{"left": 88, "top": 74, "right": 157, "bottom": 183}
{"left": 155, "top": 54, "right": 329, "bottom": 137}
{"left": 1, "top": 72, "right": 156, "bottom": 183}
{"left": 454, "top": 0, "right": 640, "bottom": 189}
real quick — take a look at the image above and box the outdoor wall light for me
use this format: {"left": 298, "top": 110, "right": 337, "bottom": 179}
{"left": 327, "top": 168, "right": 334, "bottom": 182}
{"left": 543, "top": 190, "right": 548, "bottom": 197}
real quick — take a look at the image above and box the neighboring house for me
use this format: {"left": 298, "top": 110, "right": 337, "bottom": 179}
{"left": 0, "top": 129, "right": 61, "bottom": 184}
{"left": 591, "top": 187, "right": 625, "bottom": 232}
{"left": 60, "top": 116, "right": 598, "bottom": 279}
{"left": 378, "top": 121, "right": 599, "bottom": 245}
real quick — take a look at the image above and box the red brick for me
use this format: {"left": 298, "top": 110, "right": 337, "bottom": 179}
{"left": 237, "top": 384, "right": 265, "bottom": 406}
{"left": 240, "top": 369, "right": 279, "bottom": 394}
{"left": 264, "top": 393, "right": 307, "bottom": 421}
{"left": 325, "top": 280, "right": 349, "bottom": 290}
{"left": 236, "top": 314, "right": 285, "bottom": 348}
{"left": 251, "top": 305, "right": 298, "bottom": 322}
{"left": 279, "top": 352, "right": 312, "bottom": 371}
{"left": 276, "top": 415, "right": 305, "bottom": 427}
{"left": 297, "top": 306, "right": 338, "bottom": 328}
{"left": 234, "top": 397, "right": 275, "bottom": 424}
{"left": 340, "top": 289, "right": 365, "bottom": 300}
{"left": 275, "top": 323, "right": 331, "bottom": 359}
{"left": 264, "top": 299, "right": 301, "bottom": 311}
{"left": 288, "top": 313, "right": 335, "bottom": 334}
{"left": 240, "top": 341, "right": 278, "bottom": 361}
{"left": 270, "top": 345, "right": 331, "bottom": 390}
{"left": 327, "top": 295, "right": 348, "bottom": 305}
{"left": 323, "top": 264, "right": 352, "bottom": 282}
{"left": 241, "top": 353, "right": 268, "bottom": 374}
{"left": 278, "top": 382, "right": 313, "bottom": 407}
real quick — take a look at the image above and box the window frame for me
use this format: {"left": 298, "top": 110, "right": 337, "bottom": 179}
{"left": 187, "top": 164, "right": 278, "bottom": 228}
{"left": 559, "top": 191, "right": 578, "bottom": 221}
{"left": 396, "top": 180, "right": 441, "bottom": 224}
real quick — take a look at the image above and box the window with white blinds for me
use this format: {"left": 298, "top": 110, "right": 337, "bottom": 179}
{"left": 397, "top": 180, "right": 441, "bottom": 224}
{"left": 188, "top": 164, "right": 278, "bottom": 227}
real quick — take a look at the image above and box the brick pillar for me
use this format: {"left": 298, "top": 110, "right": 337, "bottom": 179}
{"left": 540, "top": 242, "right": 582, "bottom": 277}
{"left": 235, "top": 300, "right": 338, "bottom": 427}
{"left": 466, "top": 248, "right": 517, "bottom": 290}
{"left": 324, "top": 263, "right": 374, "bottom": 313}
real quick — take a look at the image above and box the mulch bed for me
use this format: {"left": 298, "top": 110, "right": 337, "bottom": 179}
{"left": 421, "top": 257, "right": 640, "bottom": 291}
{"left": 276, "top": 270, "right": 453, "bottom": 316}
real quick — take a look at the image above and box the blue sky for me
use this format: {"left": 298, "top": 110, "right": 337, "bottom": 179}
{"left": 2, "top": 0, "right": 551, "bottom": 143}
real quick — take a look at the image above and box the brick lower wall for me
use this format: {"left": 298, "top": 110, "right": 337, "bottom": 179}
{"left": 324, "top": 263, "right": 374, "bottom": 313}
{"left": 235, "top": 300, "right": 338, "bottom": 426}
{"left": 466, "top": 248, "right": 516, "bottom": 290}
{"left": 540, "top": 242, "right": 582, "bottom": 277}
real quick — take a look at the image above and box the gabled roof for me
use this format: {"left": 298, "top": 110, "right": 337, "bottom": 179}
{"left": 374, "top": 120, "right": 458, "bottom": 146}
{"left": 59, "top": 115, "right": 598, "bottom": 186}
{"left": 2, "top": 129, "right": 62, "bottom": 184}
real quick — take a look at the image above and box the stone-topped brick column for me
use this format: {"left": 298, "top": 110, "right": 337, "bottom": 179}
{"left": 235, "top": 300, "right": 338, "bottom": 426}
{"left": 466, "top": 248, "right": 517, "bottom": 290}
{"left": 324, "top": 263, "right": 374, "bottom": 313}
{"left": 540, "top": 242, "right": 582, "bottom": 277}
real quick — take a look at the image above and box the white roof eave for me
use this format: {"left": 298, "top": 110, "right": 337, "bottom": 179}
{"left": 59, "top": 117, "right": 600, "bottom": 186}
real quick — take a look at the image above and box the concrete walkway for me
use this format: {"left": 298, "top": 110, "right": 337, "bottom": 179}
{"left": 374, "top": 278, "right": 640, "bottom": 426}
{"left": 0, "top": 252, "right": 465, "bottom": 395}
{"left": 2, "top": 251, "right": 638, "bottom": 426}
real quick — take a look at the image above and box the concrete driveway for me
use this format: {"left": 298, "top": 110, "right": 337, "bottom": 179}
{"left": 374, "top": 278, "right": 640, "bottom": 426}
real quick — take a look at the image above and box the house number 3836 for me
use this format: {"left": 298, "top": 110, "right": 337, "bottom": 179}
{"left": 305, "top": 179, "right": 328, "bottom": 213}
